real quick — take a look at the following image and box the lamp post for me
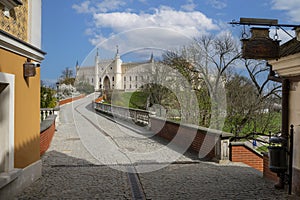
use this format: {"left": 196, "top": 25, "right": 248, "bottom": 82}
{"left": 56, "top": 82, "right": 60, "bottom": 105}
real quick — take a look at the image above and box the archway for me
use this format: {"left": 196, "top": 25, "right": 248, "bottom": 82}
{"left": 103, "top": 76, "right": 110, "bottom": 91}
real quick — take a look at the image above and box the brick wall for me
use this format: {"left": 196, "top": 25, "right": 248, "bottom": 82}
{"left": 40, "top": 120, "right": 55, "bottom": 156}
{"left": 59, "top": 94, "right": 85, "bottom": 105}
{"left": 262, "top": 153, "right": 279, "bottom": 182}
{"left": 150, "top": 117, "right": 224, "bottom": 160}
{"left": 230, "top": 143, "right": 263, "bottom": 172}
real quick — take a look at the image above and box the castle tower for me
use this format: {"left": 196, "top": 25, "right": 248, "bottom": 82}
{"left": 114, "top": 46, "right": 123, "bottom": 90}
{"left": 94, "top": 49, "right": 100, "bottom": 91}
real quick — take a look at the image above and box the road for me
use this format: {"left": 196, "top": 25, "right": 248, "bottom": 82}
{"left": 17, "top": 95, "right": 291, "bottom": 199}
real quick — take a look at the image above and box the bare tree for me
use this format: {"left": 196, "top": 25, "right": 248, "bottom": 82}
{"left": 60, "top": 67, "right": 75, "bottom": 85}
{"left": 183, "top": 33, "right": 241, "bottom": 130}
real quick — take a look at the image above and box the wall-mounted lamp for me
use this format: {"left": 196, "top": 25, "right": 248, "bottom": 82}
{"left": 23, "top": 61, "right": 36, "bottom": 78}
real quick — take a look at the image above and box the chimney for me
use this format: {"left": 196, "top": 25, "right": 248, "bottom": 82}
{"left": 295, "top": 27, "right": 300, "bottom": 41}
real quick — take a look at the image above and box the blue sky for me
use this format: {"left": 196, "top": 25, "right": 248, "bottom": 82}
{"left": 41, "top": 0, "right": 300, "bottom": 84}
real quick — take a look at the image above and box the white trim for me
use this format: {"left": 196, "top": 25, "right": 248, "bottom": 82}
{"left": 0, "top": 72, "right": 15, "bottom": 172}
{"left": 28, "top": 0, "right": 42, "bottom": 48}
{"left": 269, "top": 53, "right": 300, "bottom": 77}
{"left": 0, "top": 32, "right": 45, "bottom": 62}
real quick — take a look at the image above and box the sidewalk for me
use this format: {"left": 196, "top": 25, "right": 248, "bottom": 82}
{"left": 16, "top": 97, "right": 293, "bottom": 199}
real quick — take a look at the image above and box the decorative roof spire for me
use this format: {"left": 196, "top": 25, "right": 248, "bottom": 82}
{"left": 150, "top": 52, "right": 154, "bottom": 62}
{"left": 115, "top": 45, "right": 120, "bottom": 59}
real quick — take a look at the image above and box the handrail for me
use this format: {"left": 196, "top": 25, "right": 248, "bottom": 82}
{"left": 94, "top": 101, "right": 151, "bottom": 125}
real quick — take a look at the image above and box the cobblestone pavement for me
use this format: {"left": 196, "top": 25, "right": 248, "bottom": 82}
{"left": 17, "top": 95, "right": 293, "bottom": 199}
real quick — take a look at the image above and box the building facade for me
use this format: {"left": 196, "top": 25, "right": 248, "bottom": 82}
{"left": 76, "top": 50, "right": 155, "bottom": 92}
{"left": 0, "top": 0, "right": 45, "bottom": 198}
{"left": 269, "top": 28, "right": 300, "bottom": 197}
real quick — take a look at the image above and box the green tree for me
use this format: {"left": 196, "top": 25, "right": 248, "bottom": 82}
{"left": 40, "top": 81, "right": 57, "bottom": 108}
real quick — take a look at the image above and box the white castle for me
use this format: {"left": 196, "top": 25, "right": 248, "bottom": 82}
{"left": 76, "top": 48, "right": 155, "bottom": 92}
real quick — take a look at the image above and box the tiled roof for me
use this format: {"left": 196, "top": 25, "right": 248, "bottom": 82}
{"left": 279, "top": 38, "right": 300, "bottom": 57}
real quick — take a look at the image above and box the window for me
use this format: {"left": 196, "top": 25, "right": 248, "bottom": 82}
{"left": 130, "top": 84, "right": 131, "bottom": 89}
{"left": 135, "top": 76, "right": 137, "bottom": 81}
{"left": 0, "top": 0, "right": 22, "bottom": 17}
{"left": 124, "top": 77, "right": 126, "bottom": 81}
{"left": 91, "top": 78, "right": 93, "bottom": 83}
{"left": 130, "top": 76, "right": 132, "bottom": 81}
{"left": 99, "top": 78, "right": 101, "bottom": 83}
{"left": 124, "top": 84, "right": 126, "bottom": 89}
{"left": 112, "top": 76, "right": 114, "bottom": 82}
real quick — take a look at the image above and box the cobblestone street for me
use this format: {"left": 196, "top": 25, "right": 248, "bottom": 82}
{"left": 17, "top": 96, "right": 292, "bottom": 199}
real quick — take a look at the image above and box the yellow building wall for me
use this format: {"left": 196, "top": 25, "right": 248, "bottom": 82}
{"left": 0, "top": 0, "right": 28, "bottom": 41}
{"left": 0, "top": 48, "right": 40, "bottom": 168}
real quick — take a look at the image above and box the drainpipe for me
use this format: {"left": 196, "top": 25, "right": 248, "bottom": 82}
{"left": 281, "top": 79, "right": 290, "bottom": 139}
{"left": 267, "top": 63, "right": 290, "bottom": 189}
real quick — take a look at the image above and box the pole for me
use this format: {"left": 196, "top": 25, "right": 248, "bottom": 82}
{"left": 288, "top": 125, "right": 294, "bottom": 195}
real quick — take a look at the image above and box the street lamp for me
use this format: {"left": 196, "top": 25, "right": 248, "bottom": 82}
{"left": 56, "top": 82, "right": 60, "bottom": 103}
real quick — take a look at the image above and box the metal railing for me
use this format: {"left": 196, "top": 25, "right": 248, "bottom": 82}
{"left": 94, "top": 102, "right": 151, "bottom": 125}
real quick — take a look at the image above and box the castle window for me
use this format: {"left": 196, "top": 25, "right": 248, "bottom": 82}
{"left": 112, "top": 76, "right": 114, "bottom": 82}
{"left": 130, "top": 84, "right": 131, "bottom": 89}
{"left": 135, "top": 76, "right": 137, "bottom": 81}
{"left": 99, "top": 78, "right": 101, "bottom": 82}
{"left": 135, "top": 84, "right": 137, "bottom": 88}
{"left": 130, "top": 76, "right": 132, "bottom": 81}
{"left": 91, "top": 78, "right": 93, "bottom": 83}
{"left": 124, "top": 77, "right": 126, "bottom": 81}
{"left": 124, "top": 84, "right": 126, "bottom": 89}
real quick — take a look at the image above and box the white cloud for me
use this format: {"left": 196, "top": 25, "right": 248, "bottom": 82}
{"left": 271, "top": 0, "right": 300, "bottom": 23}
{"left": 92, "top": 7, "right": 218, "bottom": 36}
{"left": 72, "top": 1, "right": 92, "bottom": 14}
{"left": 88, "top": 7, "right": 219, "bottom": 54}
{"left": 207, "top": 0, "right": 227, "bottom": 9}
{"left": 72, "top": 0, "right": 126, "bottom": 14}
{"left": 74, "top": 2, "right": 220, "bottom": 59}
{"left": 181, "top": 0, "right": 197, "bottom": 12}
{"left": 96, "top": 0, "right": 126, "bottom": 13}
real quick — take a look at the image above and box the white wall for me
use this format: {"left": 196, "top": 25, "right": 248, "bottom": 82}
{"left": 289, "top": 81, "right": 300, "bottom": 171}
{"left": 0, "top": 73, "right": 15, "bottom": 172}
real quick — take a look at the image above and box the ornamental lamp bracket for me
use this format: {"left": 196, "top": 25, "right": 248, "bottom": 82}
{"left": 23, "top": 61, "right": 36, "bottom": 78}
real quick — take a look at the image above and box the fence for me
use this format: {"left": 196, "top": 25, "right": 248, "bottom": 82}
{"left": 94, "top": 102, "right": 151, "bottom": 125}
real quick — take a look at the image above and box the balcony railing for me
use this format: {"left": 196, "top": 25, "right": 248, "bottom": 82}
{"left": 40, "top": 107, "right": 59, "bottom": 122}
